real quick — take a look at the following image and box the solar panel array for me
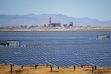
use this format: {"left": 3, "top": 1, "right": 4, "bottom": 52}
{"left": 0, "top": 44, "right": 111, "bottom": 66}
{"left": 0, "top": 31, "right": 111, "bottom": 67}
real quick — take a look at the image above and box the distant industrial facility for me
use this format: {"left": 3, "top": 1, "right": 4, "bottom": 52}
{"left": 49, "top": 17, "right": 73, "bottom": 27}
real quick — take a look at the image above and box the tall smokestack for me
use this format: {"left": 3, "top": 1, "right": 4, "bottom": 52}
{"left": 49, "top": 17, "right": 52, "bottom": 26}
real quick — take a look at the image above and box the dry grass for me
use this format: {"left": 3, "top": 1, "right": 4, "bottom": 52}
{"left": 0, "top": 64, "right": 111, "bottom": 74}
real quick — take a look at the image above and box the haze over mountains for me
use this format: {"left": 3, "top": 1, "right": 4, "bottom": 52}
{"left": 0, "top": 14, "right": 111, "bottom": 27}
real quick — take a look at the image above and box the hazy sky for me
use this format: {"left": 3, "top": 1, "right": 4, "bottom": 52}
{"left": 0, "top": 0, "right": 111, "bottom": 21}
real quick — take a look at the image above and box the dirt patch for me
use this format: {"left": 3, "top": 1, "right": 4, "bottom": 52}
{"left": 0, "top": 64, "right": 111, "bottom": 74}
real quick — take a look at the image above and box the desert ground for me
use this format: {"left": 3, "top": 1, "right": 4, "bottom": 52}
{"left": 0, "top": 64, "right": 111, "bottom": 74}
{"left": 0, "top": 27, "right": 111, "bottom": 31}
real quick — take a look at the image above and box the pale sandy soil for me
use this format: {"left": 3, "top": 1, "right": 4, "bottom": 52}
{"left": 0, "top": 64, "right": 111, "bottom": 74}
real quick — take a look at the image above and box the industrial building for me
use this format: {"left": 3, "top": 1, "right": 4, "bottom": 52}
{"left": 0, "top": 40, "right": 20, "bottom": 47}
{"left": 69, "top": 22, "right": 73, "bottom": 27}
{"left": 97, "top": 35, "right": 110, "bottom": 40}
{"left": 51, "top": 23, "right": 61, "bottom": 27}
{"left": 49, "top": 17, "right": 61, "bottom": 27}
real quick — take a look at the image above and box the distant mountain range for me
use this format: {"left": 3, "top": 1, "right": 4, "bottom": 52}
{"left": 0, "top": 14, "right": 111, "bottom": 27}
